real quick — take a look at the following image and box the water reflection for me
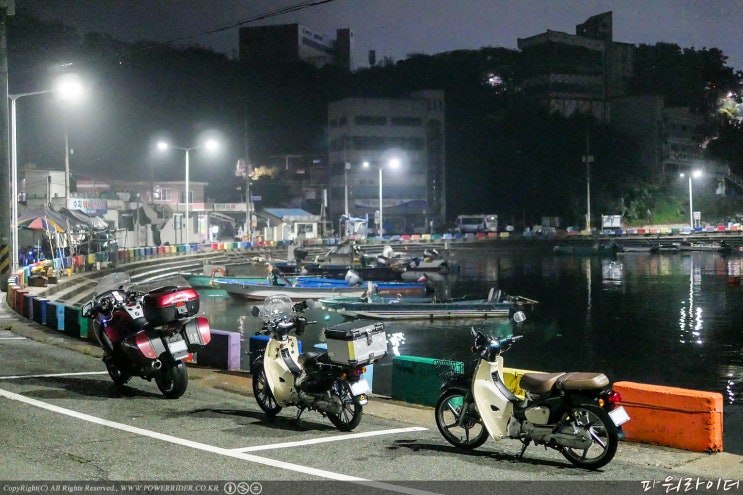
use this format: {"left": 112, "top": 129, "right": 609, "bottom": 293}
{"left": 196, "top": 248, "right": 743, "bottom": 404}
{"left": 679, "top": 256, "right": 704, "bottom": 345}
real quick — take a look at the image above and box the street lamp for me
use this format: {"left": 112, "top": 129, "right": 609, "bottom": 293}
{"left": 157, "top": 139, "right": 218, "bottom": 244}
{"left": 680, "top": 170, "right": 703, "bottom": 230}
{"left": 8, "top": 74, "right": 84, "bottom": 273}
{"left": 364, "top": 158, "right": 400, "bottom": 237}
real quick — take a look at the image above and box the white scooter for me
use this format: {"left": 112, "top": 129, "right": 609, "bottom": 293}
{"left": 250, "top": 294, "right": 380, "bottom": 431}
{"left": 435, "top": 326, "right": 630, "bottom": 469}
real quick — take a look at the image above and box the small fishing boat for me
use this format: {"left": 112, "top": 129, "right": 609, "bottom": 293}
{"left": 678, "top": 240, "right": 732, "bottom": 253}
{"left": 319, "top": 288, "right": 537, "bottom": 320}
{"left": 553, "top": 242, "right": 618, "bottom": 256}
{"left": 615, "top": 241, "right": 659, "bottom": 253}
{"left": 212, "top": 275, "right": 427, "bottom": 301}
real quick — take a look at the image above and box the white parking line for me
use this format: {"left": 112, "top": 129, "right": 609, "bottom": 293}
{"left": 0, "top": 337, "right": 26, "bottom": 340}
{"left": 233, "top": 426, "right": 428, "bottom": 452}
{"left": 0, "top": 371, "right": 108, "bottom": 380}
{"left": 0, "top": 386, "right": 440, "bottom": 495}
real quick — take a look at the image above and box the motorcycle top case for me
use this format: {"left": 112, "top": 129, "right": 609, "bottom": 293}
{"left": 142, "top": 286, "right": 200, "bottom": 327}
{"left": 324, "top": 320, "right": 387, "bottom": 365}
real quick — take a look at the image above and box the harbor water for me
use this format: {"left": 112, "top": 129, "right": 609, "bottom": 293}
{"left": 197, "top": 244, "right": 743, "bottom": 406}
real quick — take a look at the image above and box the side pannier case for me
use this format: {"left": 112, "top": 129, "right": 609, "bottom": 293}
{"left": 143, "top": 286, "right": 199, "bottom": 327}
{"left": 324, "top": 319, "right": 387, "bottom": 365}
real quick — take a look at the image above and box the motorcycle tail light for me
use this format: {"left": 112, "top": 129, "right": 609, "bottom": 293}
{"left": 608, "top": 390, "right": 622, "bottom": 404}
{"left": 350, "top": 367, "right": 366, "bottom": 378}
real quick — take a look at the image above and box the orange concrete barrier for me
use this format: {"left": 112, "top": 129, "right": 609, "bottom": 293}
{"left": 613, "top": 381, "right": 723, "bottom": 452}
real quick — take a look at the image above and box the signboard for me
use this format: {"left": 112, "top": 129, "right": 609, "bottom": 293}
{"left": 68, "top": 198, "right": 107, "bottom": 215}
{"left": 213, "top": 203, "right": 246, "bottom": 212}
{"left": 601, "top": 215, "right": 622, "bottom": 228}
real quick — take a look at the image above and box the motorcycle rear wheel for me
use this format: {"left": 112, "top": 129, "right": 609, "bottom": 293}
{"left": 327, "top": 382, "right": 363, "bottom": 432}
{"left": 435, "top": 390, "right": 489, "bottom": 450}
{"left": 155, "top": 361, "right": 188, "bottom": 399}
{"left": 560, "top": 404, "right": 618, "bottom": 470}
{"left": 251, "top": 362, "right": 282, "bottom": 416}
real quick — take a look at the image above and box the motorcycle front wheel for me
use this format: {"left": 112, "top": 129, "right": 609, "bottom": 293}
{"left": 435, "top": 390, "right": 489, "bottom": 450}
{"left": 251, "top": 362, "right": 282, "bottom": 416}
{"left": 327, "top": 382, "right": 363, "bottom": 432}
{"left": 560, "top": 404, "right": 618, "bottom": 470}
{"left": 155, "top": 361, "right": 188, "bottom": 399}
{"left": 104, "top": 357, "right": 131, "bottom": 386}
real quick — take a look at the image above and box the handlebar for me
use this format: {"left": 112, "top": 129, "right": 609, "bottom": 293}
{"left": 470, "top": 328, "right": 523, "bottom": 357}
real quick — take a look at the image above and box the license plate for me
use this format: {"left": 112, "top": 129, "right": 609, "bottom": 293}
{"left": 168, "top": 339, "right": 189, "bottom": 359}
{"left": 350, "top": 379, "right": 370, "bottom": 396}
{"left": 609, "top": 406, "right": 630, "bottom": 426}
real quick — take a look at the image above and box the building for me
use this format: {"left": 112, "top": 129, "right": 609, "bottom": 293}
{"left": 327, "top": 90, "right": 446, "bottom": 235}
{"left": 239, "top": 24, "right": 353, "bottom": 70}
{"left": 517, "top": 11, "right": 634, "bottom": 122}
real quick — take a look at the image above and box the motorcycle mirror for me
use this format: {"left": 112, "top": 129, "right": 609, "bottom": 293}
{"left": 251, "top": 306, "right": 260, "bottom": 317}
{"left": 81, "top": 301, "right": 93, "bottom": 317}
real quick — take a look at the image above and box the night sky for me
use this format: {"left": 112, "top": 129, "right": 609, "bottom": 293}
{"left": 19, "top": 0, "right": 743, "bottom": 71}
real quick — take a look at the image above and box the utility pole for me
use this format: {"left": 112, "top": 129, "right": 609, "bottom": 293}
{"left": 0, "top": 3, "right": 13, "bottom": 291}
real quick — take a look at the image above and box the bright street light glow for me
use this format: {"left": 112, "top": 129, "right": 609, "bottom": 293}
{"left": 8, "top": 73, "right": 86, "bottom": 273}
{"left": 364, "top": 157, "right": 401, "bottom": 236}
{"left": 54, "top": 74, "right": 86, "bottom": 102}
{"left": 156, "top": 138, "right": 220, "bottom": 244}
{"left": 680, "top": 170, "right": 703, "bottom": 229}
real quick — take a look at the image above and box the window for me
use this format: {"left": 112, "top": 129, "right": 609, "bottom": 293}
{"left": 391, "top": 116, "right": 422, "bottom": 126}
{"left": 296, "top": 223, "right": 315, "bottom": 236}
{"left": 154, "top": 187, "right": 172, "bottom": 201}
{"left": 355, "top": 115, "right": 387, "bottom": 126}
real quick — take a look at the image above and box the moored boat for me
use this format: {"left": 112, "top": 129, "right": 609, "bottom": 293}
{"left": 319, "top": 288, "right": 537, "bottom": 320}
{"left": 678, "top": 240, "right": 732, "bottom": 253}
{"left": 212, "top": 276, "right": 427, "bottom": 300}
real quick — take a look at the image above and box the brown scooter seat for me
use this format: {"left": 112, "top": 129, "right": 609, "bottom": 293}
{"left": 555, "top": 372, "right": 609, "bottom": 391}
{"left": 519, "top": 372, "right": 565, "bottom": 394}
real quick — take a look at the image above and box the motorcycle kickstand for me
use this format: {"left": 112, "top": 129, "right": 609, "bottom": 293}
{"left": 514, "top": 439, "right": 531, "bottom": 462}
{"left": 294, "top": 407, "right": 305, "bottom": 422}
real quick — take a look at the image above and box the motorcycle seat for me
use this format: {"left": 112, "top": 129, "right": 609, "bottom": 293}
{"left": 519, "top": 372, "right": 565, "bottom": 394}
{"left": 555, "top": 372, "right": 609, "bottom": 391}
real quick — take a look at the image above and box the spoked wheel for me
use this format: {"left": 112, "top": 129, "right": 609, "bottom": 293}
{"left": 104, "top": 357, "right": 131, "bottom": 386}
{"left": 560, "top": 405, "right": 618, "bottom": 470}
{"left": 155, "top": 361, "right": 188, "bottom": 399}
{"left": 435, "top": 390, "right": 489, "bottom": 450}
{"left": 251, "top": 362, "right": 282, "bottom": 416}
{"left": 327, "top": 382, "right": 363, "bottom": 432}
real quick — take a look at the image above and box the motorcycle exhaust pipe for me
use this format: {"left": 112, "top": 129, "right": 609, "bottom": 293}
{"left": 151, "top": 359, "right": 162, "bottom": 370}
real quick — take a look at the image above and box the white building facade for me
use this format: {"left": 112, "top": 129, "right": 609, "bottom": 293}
{"left": 327, "top": 90, "right": 446, "bottom": 235}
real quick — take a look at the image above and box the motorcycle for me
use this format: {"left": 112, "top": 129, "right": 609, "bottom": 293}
{"left": 435, "top": 327, "right": 630, "bottom": 469}
{"left": 82, "top": 273, "right": 212, "bottom": 399}
{"left": 250, "top": 294, "right": 386, "bottom": 431}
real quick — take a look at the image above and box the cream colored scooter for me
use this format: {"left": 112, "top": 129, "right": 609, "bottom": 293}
{"left": 250, "top": 295, "right": 371, "bottom": 431}
{"left": 435, "top": 326, "right": 629, "bottom": 469}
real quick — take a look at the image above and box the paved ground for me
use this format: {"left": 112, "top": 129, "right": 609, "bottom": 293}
{"left": 3, "top": 292, "right": 743, "bottom": 489}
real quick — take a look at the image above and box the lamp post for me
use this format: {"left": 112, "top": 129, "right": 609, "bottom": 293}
{"left": 344, "top": 162, "right": 351, "bottom": 218}
{"left": 8, "top": 75, "right": 84, "bottom": 273}
{"left": 157, "top": 139, "right": 218, "bottom": 244}
{"left": 680, "top": 170, "right": 702, "bottom": 230}
{"left": 365, "top": 158, "right": 399, "bottom": 237}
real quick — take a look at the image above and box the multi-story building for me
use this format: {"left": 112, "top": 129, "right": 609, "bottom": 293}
{"left": 327, "top": 90, "right": 446, "bottom": 234}
{"left": 517, "top": 11, "right": 634, "bottom": 123}
{"left": 239, "top": 24, "right": 353, "bottom": 70}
